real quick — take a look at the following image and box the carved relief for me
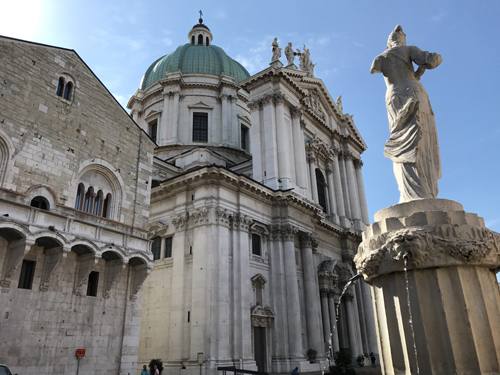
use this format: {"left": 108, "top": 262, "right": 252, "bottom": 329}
{"left": 355, "top": 224, "right": 499, "bottom": 281}
{"left": 306, "top": 135, "right": 335, "bottom": 162}
{"left": 304, "top": 91, "right": 326, "bottom": 121}
{"left": 251, "top": 304, "right": 274, "bottom": 327}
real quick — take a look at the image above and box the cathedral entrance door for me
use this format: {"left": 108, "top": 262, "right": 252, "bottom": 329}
{"left": 253, "top": 327, "right": 267, "bottom": 372}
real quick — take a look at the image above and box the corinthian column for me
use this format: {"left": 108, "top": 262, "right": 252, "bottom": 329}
{"left": 262, "top": 96, "right": 279, "bottom": 189}
{"left": 345, "top": 292, "right": 363, "bottom": 358}
{"left": 282, "top": 226, "right": 303, "bottom": 359}
{"left": 332, "top": 152, "right": 347, "bottom": 225}
{"left": 221, "top": 94, "right": 232, "bottom": 145}
{"left": 344, "top": 152, "right": 362, "bottom": 228}
{"left": 355, "top": 160, "right": 370, "bottom": 225}
{"left": 249, "top": 101, "right": 263, "bottom": 182}
{"left": 320, "top": 290, "right": 331, "bottom": 352}
{"left": 328, "top": 292, "right": 340, "bottom": 353}
{"left": 308, "top": 154, "right": 318, "bottom": 203}
{"left": 275, "top": 96, "right": 292, "bottom": 189}
{"left": 300, "top": 233, "right": 322, "bottom": 355}
{"left": 291, "top": 108, "right": 308, "bottom": 192}
{"left": 326, "top": 165, "right": 339, "bottom": 223}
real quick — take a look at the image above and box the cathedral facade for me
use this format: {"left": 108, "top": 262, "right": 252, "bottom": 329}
{"left": 0, "top": 17, "right": 377, "bottom": 375}
{"left": 131, "top": 19, "right": 377, "bottom": 375}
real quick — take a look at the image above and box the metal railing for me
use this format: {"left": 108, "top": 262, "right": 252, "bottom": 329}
{"left": 217, "top": 366, "right": 268, "bottom": 375}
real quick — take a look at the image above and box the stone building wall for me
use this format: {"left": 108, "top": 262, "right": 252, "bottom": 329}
{"left": 0, "top": 36, "right": 154, "bottom": 375}
{"left": 0, "top": 37, "right": 153, "bottom": 227}
{"left": 138, "top": 166, "right": 376, "bottom": 375}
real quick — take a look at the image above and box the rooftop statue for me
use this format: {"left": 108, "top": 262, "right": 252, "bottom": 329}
{"left": 299, "top": 46, "right": 315, "bottom": 76}
{"left": 371, "top": 25, "right": 443, "bottom": 203}
{"left": 285, "top": 42, "right": 295, "bottom": 65}
{"left": 271, "top": 37, "right": 281, "bottom": 62}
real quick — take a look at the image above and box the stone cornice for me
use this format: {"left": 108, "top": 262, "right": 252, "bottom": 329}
{"left": 151, "top": 165, "right": 362, "bottom": 238}
{"left": 355, "top": 200, "right": 500, "bottom": 281}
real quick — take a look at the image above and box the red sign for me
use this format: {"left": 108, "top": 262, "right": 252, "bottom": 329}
{"left": 75, "top": 348, "right": 86, "bottom": 359}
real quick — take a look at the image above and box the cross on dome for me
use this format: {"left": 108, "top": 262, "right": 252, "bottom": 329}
{"left": 188, "top": 11, "right": 212, "bottom": 45}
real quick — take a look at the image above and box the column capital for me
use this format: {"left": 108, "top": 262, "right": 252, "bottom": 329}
{"left": 273, "top": 92, "right": 286, "bottom": 104}
{"left": 232, "top": 213, "right": 252, "bottom": 232}
{"left": 290, "top": 105, "right": 302, "bottom": 119}
{"left": 300, "top": 232, "right": 318, "bottom": 249}
{"left": 248, "top": 100, "right": 261, "bottom": 110}
{"left": 281, "top": 224, "right": 298, "bottom": 241}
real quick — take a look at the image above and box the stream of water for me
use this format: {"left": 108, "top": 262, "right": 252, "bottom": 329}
{"left": 403, "top": 255, "right": 420, "bottom": 375}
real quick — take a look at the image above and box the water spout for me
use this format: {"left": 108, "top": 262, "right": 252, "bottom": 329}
{"left": 335, "top": 273, "right": 362, "bottom": 324}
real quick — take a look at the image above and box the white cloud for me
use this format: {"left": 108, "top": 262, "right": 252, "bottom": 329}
{"left": 430, "top": 11, "right": 447, "bottom": 23}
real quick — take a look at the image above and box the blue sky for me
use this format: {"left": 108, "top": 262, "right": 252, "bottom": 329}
{"left": 1, "top": 0, "right": 499, "bottom": 230}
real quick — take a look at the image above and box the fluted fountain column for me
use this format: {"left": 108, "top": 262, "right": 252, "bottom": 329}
{"left": 355, "top": 199, "right": 500, "bottom": 374}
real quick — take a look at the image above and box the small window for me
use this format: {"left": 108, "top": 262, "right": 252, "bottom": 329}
{"left": 256, "top": 284, "right": 263, "bottom": 305}
{"left": 192, "top": 112, "right": 208, "bottom": 142}
{"left": 151, "top": 179, "right": 161, "bottom": 188}
{"left": 93, "top": 190, "right": 103, "bottom": 216}
{"left": 241, "top": 125, "right": 249, "bottom": 151}
{"left": 148, "top": 119, "right": 158, "bottom": 143}
{"left": 63, "top": 81, "right": 73, "bottom": 101}
{"left": 206, "top": 37, "right": 209, "bottom": 46}
{"left": 316, "top": 169, "right": 328, "bottom": 212}
{"left": 151, "top": 237, "right": 161, "bottom": 260}
{"left": 198, "top": 34, "right": 203, "bottom": 45}
{"left": 103, "top": 193, "right": 112, "bottom": 218}
{"left": 164, "top": 237, "right": 173, "bottom": 258}
{"left": 56, "top": 77, "right": 65, "bottom": 97}
{"left": 75, "top": 183, "right": 85, "bottom": 210}
{"left": 30, "top": 196, "right": 50, "bottom": 210}
{"left": 86, "top": 271, "right": 99, "bottom": 297}
{"left": 252, "top": 233, "right": 262, "bottom": 256}
{"left": 18, "top": 260, "right": 36, "bottom": 289}
{"left": 191, "top": 35, "right": 195, "bottom": 45}
{"left": 187, "top": 310, "right": 191, "bottom": 322}
{"left": 84, "top": 186, "right": 94, "bottom": 213}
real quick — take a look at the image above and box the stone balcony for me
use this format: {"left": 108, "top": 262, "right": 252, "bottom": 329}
{"left": 0, "top": 191, "right": 152, "bottom": 265}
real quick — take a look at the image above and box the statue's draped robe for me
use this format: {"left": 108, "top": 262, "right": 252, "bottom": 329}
{"left": 372, "top": 46, "right": 441, "bottom": 202}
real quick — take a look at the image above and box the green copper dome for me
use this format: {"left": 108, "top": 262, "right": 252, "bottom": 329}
{"left": 140, "top": 44, "right": 250, "bottom": 90}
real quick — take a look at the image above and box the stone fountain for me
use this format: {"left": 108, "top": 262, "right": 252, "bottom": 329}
{"left": 354, "top": 25, "right": 500, "bottom": 374}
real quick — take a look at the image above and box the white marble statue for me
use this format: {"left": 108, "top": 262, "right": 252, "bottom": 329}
{"left": 285, "top": 42, "right": 294, "bottom": 65}
{"left": 370, "top": 25, "right": 442, "bottom": 203}
{"left": 299, "top": 46, "right": 315, "bottom": 76}
{"left": 272, "top": 37, "right": 281, "bottom": 62}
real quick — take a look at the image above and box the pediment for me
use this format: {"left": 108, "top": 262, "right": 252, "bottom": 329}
{"left": 188, "top": 101, "right": 212, "bottom": 109}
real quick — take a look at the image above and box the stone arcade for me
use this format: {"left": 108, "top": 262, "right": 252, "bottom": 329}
{"left": 0, "top": 17, "right": 378, "bottom": 375}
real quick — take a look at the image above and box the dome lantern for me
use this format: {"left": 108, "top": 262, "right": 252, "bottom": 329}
{"left": 188, "top": 12, "right": 213, "bottom": 46}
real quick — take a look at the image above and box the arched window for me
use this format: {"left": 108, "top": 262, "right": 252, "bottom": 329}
{"left": 191, "top": 35, "right": 195, "bottom": 45}
{"left": 103, "top": 193, "right": 112, "bottom": 218}
{"left": 198, "top": 34, "right": 203, "bottom": 45}
{"left": 63, "top": 81, "right": 73, "bottom": 101}
{"left": 75, "top": 183, "right": 85, "bottom": 210}
{"left": 87, "top": 271, "right": 99, "bottom": 297}
{"left": 75, "top": 164, "right": 121, "bottom": 219}
{"left": 30, "top": 196, "right": 50, "bottom": 210}
{"left": 151, "top": 237, "right": 161, "bottom": 260}
{"left": 56, "top": 77, "right": 65, "bottom": 97}
{"left": 315, "top": 169, "right": 328, "bottom": 212}
{"left": 206, "top": 37, "right": 209, "bottom": 46}
{"left": 83, "top": 186, "right": 94, "bottom": 213}
{"left": 0, "top": 136, "right": 10, "bottom": 186}
{"left": 93, "top": 190, "right": 103, "bottom": 216}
